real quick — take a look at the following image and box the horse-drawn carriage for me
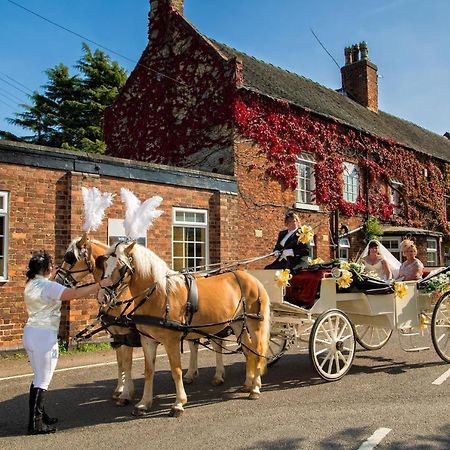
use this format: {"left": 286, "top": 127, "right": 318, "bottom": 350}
{"left": 248, "top": 266, "right": 450, "bottom": 381}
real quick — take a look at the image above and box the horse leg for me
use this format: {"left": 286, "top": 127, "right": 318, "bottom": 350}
{"left": 164, "top": 338, "right": 187, "bottom": 417}
{"left": 112, "top": 345, "right": 125, "bottom": 400}
{"left": 115, "top": 345, "right": 134, "bottom": 406}
{"left": 230, "top": 323, "right": 253, "bottom": 392}
{"left": 132, "top": 337, "right": 158, "bottom": 416}
{"left": 183, "top": 340, "right": 199, "bottom": 384}
{"left": 211, "top": 339, "right": 225, "bottom": 386}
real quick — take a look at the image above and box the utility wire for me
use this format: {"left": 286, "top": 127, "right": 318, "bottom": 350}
{"left": 0, "top": 98, "right": 16, "bottom": 109}
{"left": 0, "top": 86, "right": 26, "bottom": 103}
{"left": 0, "top": 71, "right": 33, "bottom": 93}
{"left": 310, "top": 28, "right": 340, "bottom": 70}
{"left": 7, "top": 0, "right": 186, "bottom": 86}
{"left": 0, "top": 76, "right": 31, "bottom": 96}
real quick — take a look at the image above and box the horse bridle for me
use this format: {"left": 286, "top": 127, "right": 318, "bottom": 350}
{"left": 55, "top": 245, "right": 93, "bottom": 288}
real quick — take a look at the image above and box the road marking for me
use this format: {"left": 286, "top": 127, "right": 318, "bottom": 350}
{"left": 432, "top": 367, "right": 450, "bottom": 385}
{"left": 358, "top": 428, "right": 391, "bottom": 450}
{"left": 0, "top": 345, "right": 220, "bottom": 382}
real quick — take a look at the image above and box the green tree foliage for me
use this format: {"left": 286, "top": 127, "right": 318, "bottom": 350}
{"left": 362, "top": 215, "right": 384, "bottom": 243}
{"left": 2, "top": 44, "right": 127, "bottom": 154}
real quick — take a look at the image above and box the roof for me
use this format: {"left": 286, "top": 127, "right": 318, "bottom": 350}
{"left": 382, "top": 226, "right": 443, "bottom": 237}
{"left": 211, "top": 40, "right": 450, "bottom": 163}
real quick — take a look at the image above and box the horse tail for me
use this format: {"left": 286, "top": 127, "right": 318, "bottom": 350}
{"left": 256, "top": 279, "right": 271, "bottom": 376}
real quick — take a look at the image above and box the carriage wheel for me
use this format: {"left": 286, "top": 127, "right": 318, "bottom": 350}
{"left": 267, "top": 335, "right": 287, "bottom": 367}
{"left": 309, "top": 309, "right": 355, "bottom": 381}
{"left": 354, "top": 324, "right": 393, "bottom": 350}
{"left": 431, "top": 291, "right": 450, "bottom": 363}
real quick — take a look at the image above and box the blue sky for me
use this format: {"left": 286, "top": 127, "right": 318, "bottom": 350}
{"left": 1, "top": 0, "right": 449, "bottom": 138}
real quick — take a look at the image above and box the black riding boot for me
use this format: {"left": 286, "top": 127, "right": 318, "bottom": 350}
{"left": 30, "top": 384, "right": 58, "bottom": 425}
{"left": 28, "top": 387, "right": 57, "bottom": 435}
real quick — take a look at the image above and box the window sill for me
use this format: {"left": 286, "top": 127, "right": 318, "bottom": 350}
{"left": 295, "top": 203, "right": 320, "bottom": 212}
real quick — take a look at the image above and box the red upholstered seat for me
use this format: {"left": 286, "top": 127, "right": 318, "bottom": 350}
{"left": 284, "top": 269, "right": 330, "bottom": 308}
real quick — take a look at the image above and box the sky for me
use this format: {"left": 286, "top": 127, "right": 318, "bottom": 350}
{"left": 1, "top": 0, "right": 450, "bottom": 139}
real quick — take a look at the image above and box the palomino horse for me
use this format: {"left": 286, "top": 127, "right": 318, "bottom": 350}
{"left": 57, "top": 235, "right": 229, "bottom": 405}
{"left": 101, "top": 241, "right": 271, "bottom": 417}
{"left": 56, "top": 235, "right": 137, "bottom": 405}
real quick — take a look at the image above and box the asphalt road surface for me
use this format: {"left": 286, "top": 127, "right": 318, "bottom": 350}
{"left": 0, "top": 335, "right": 449, "bottom": 450}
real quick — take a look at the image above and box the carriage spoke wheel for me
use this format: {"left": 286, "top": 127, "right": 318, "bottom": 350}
{"left": 354, "top": 324, "right": 393, "bottom": 350}
{"left": 309, "top": 309, "right": 355, "bottom": 381}
{"left": 431, "top": 291, "right": 450, "bottom": 363}
{"left": 267, "top": 335, "right": 288, "bottom": 367}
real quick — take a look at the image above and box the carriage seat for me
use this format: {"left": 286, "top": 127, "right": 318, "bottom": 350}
{"left": 284, "top": 268, "right": 331, "bottom": 308}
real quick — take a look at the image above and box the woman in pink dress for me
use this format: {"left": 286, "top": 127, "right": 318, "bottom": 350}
{"left": 396, "top": 239, "right": 424, "bottom": 281}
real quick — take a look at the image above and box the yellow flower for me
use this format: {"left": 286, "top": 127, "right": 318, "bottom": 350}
{"left": 419, "top": 313, "right": 430, "bottom": 330}
{"left": 393, "top": 282, "right": 408, "bottom": 299}
{"left": 275, "top": 269, "right": 292, "bottom": 288}
{"left": 336, "top": 269, "right": 353, "bottom": 289}
{"left": 340, "top": 262, "right": 350, "bottom": 271}
{"left": 297, "top": 225, "right": 314, "bottom": 245}
{"left": 310, "top": 257, "right": 324, "bottom": 265}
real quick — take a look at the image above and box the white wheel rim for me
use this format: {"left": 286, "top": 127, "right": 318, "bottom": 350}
{"left": 433, "top": 296, "right": 450, "bottom": 360}
{"left": 355, "top": 324, "right": 392, "bottom": 349}
{"left": 312, "top": 313, "right": 355, "bottom": 380}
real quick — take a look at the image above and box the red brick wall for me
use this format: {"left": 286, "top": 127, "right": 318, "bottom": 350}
{"left": 0, "top": 163, "right": 236, "bottom": 350}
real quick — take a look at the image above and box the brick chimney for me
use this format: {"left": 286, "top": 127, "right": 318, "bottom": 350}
{"left": 341, "top": 42, "right": 378, "bottom": 113}
{"left": 148, "top": 0, "right": 184, "bottom": 40}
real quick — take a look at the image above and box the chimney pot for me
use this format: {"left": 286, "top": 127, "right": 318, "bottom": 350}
{"left": 351, "top": 44, "right": 360, "bottom": 63}
{"left": 360, "top": 41, "right": 369, "bottom": 60}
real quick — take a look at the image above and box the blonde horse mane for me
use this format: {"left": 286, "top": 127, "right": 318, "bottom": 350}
{"left": 114, "top": 242, "right": 183, "bottom": 294}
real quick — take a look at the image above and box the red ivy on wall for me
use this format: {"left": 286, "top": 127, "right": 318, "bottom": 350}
{"left": 233, "top": 94, "right": 449, "bottom": 232}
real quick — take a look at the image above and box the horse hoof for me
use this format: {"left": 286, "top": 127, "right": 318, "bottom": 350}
{"left": 169, "top": 407, "right": 184, "bottom": 418}
{"left": 132, "top": 407, "right": 150, "bottom": 417}
{"left": 239, "top": 386, "right": 251, "bottom": 393}
{"left": 248, "top": 392, "right": 260, "bottom": 400}
{"left": 112, "top": 392, "right": 122, "bottom": 400}
{"left": 116, "top": 398, "right": 130, "bottom": 407}
{"left": 183, "top": 377, "right": 194, "bottom": 385}
{"left": 211, "top": 377, "right": 224, "bottom": 386}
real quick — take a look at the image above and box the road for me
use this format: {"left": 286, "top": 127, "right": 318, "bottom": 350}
{"left": 0, "top": 336, "right": 449, "bottom": 450}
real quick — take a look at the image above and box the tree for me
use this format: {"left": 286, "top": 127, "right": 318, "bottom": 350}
{"left": 2, "top": 44, "right": 127, "bottom": 154}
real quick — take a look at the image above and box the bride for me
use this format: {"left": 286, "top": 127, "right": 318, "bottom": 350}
{"left": 359, "top": 240, "right": 401, "bottom": 280}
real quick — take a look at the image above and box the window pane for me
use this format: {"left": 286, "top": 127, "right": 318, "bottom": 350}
{"left": 186, "top": 228, "right": 195, "bottom": 241}
{"left": 195, "top": 228, "right": 205, "bottom": 241}
{"left": 427, "top": 238, "right": 437, "bottom": 250}
{"left": 175, "top": 211, "right": 184, "bottom": 222}
{"left": 0, "top": 197, "right": 3, "bottom": 210}
{"left": 0, "top": 238, "right": 3, "bottom": 257}
{"left": 173, "top": 242, "right": 184, "bottom": 258}
{"left": 185, "top": 212, "right": 196, "bottom": 222}
{"left": 195, "top": 212, "right": 206, "bottom": 223}
{"left": 173, "top": 258, "right": 184, "bottom": 271}
{"left": 0, "top": 217, "right": 4, "bottom": 236}
{"left": 173, "top": 227, "right": 184, "bottom": 241}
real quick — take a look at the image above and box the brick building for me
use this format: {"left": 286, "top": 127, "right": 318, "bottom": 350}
{"left": 104, "top": 0, "right": 450, "bottom": 264}
{"left": 1, "top": 0, "right": 449, "bottom": 350}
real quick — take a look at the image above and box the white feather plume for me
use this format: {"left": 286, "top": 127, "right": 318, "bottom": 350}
{"left": 120, "top": 188, "right": 163, "bottom": 240}
{"left": 81, "top": 187, "right": 115, "bottom": 232}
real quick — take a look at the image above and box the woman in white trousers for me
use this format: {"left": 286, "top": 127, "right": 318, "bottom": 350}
{"left": 23, "top": 250, "right": 112, "bottom": 435}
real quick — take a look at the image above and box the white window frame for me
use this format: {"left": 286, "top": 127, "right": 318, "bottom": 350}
{"left": 390, "top": 180, "right": 403, "bottom": 215}
{"left": 381, "top": 237, "right": 402, "bottom": 262}
{"left": 295, "top": 153, "right": 319, "bottom": 211}
{"left": 343, "top": 162, "right": 359, "bottom": 203}
{"left": 172, "top": 208, "right": 208, "bottom": 271}
{"left": 107, "top": 218, "right": 147, "bottom": 247}
{"left": 426, "top": 237, "right": 438, "bottom": 266}
{"left": 338, "top": 237, "right": 350, "bottom": 262}
{"left": 0, "top": 192, "right": 9, "bottom": 281}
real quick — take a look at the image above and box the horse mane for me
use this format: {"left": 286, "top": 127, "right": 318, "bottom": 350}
{"left": 115, "top": 242, "right": 183, "bottom": 294}
{"left": 66, "top": 237, "right": 109, "bottom": 260}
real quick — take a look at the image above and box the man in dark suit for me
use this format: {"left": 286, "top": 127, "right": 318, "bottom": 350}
{"left": 265, "top": 211, "right": 310, "bottom": 271}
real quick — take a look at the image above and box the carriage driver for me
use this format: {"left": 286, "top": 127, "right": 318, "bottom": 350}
{"left": 22, "top": 250, "right": 113, "bottom": 435}
{"left": 264, "top": 212, "right": 310, "bottom": 272}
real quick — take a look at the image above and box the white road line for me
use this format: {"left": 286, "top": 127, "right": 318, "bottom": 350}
{"left": 432, "top": 367, "right": 450, "bottom": 385}
{"left": 0, "top": 346, "right": 218, "bottom": 382}
{"left": 358, "top": 428, "right": 391, "bottom": 450}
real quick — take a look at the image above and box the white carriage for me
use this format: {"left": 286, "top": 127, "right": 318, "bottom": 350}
{"left": 248, "top": 269, "right": 450, "bottom": 381}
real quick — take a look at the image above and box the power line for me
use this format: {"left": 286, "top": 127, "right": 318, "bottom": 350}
{"left": 0, "top": 98, "right": 16, "bottom": 109}
{"left": 7, "top": 0, "right": 186, "bottom": 86}
{"left": 310, "top": 28, "right": 341, "bottom": 70}
{"left": 0, "top": 86, "right": 26, "bottom": 103}
{"left": 0, "top": 76, "right": 31, "bottom": 96}
{"left": 0, "top": 71, "right": 33, "bottom": 93}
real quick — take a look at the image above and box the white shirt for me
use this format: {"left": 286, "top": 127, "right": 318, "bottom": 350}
{"left": 24, "top": 275, "right": 66, "bottom": 331}
{"left": 280, "top": 228, "right": 297, "bottom": 247}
